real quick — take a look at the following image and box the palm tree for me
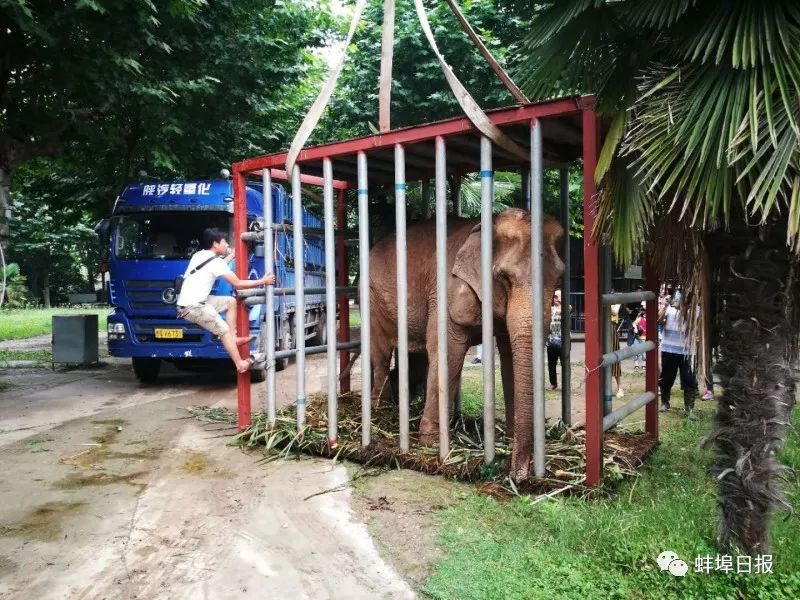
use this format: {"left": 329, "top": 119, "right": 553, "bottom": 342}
{"left": 515, "top": 0, "right": 799, "bottom": 553}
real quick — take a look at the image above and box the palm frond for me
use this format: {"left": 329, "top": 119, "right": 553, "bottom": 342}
{"left": 593, "top": 154, "right": 654, "bottom": 265}
{"left": 626, "top": 0, "right": 696, "bottom": 29}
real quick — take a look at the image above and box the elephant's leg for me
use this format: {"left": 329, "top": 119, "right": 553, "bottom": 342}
{"left": 497, "top": 336, "right": 515, "bottom": 439}
{"left": 447, "top": 337, "right": 470, "bottom": 425}
{"left": 370, "top": 337, "right": 393, "bottom": 407}
{"left": 420, "top": 348, "right": 440, "bottom": 445}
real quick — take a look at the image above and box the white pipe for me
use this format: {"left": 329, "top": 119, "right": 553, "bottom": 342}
{"left": 603, "top": 392, "right": 656, "bottom": 431}
{"left": 323, "top": 158, "right": 338, "bottom": 444}
{"left": 262, "top": 169, "right": 276, "bottom": 426}
{"left": 395, "top": 144, "right": 410, "bottom": 453}
{"left": 530, "top": 120, "right": 545, "bottom": 478}
{"left": 435, "top": 136, "right": 450, "bottom": 458}
{"left": 480, "top": 136, "right": 495, "bottom": 464}
{"left": 358, "top": 151, "right": 372, "bottom": 446}
{"left": 292, "top": 165, "right": 306, "bottom": 430}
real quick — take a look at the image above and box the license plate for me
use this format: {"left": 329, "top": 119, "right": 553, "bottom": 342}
{"left": 154, "top": 328, "right": 183, "bottom": 339}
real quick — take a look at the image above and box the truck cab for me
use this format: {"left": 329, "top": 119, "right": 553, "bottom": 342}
{"left": 98, "top": 179, "right": 326, "bottom": 383}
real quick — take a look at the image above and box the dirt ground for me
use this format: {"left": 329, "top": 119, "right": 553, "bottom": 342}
{"left": 0, "top": 335, "right": 649, "bottom": 599}
{"left": 0, "top": 349, "right": 416, "bottom": 599}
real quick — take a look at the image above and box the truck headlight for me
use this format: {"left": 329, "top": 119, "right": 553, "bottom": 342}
{"left": 108, "top": 323, "right": 126, "bottom": 334}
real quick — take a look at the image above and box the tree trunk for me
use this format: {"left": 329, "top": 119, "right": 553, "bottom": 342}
{"left": 706, "top": 217, "right": 799, "bottom": 553}
{"left": 0, "top": 166, "right": 11, "bottom": 252}
{"left": 42, "top": 268, "right": 51, "bottom": 309}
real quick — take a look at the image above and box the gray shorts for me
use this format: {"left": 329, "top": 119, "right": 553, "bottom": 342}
{"left": 177, "top": 295, "right": 232, "bottom": 337}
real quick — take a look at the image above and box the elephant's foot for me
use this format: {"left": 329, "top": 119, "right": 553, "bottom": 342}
{"left": 418, "top": 416, "right": 440, "bottom": 448}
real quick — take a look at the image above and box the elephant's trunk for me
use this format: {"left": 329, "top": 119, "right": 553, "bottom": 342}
{"left": 506, "top": 288, "right": 535, "bottom": 483}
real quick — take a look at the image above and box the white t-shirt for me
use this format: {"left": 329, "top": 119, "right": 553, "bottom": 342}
{"left": 176, "top": 250, "right": 231, "bottom": 306}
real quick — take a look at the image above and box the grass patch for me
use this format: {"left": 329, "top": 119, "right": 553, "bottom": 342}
{"left": 423, "top": 407, "right": 800, "bottom": 599}
{"left": 0, "top": 379, "right": 13, "bottom": 392}
{"left": 0, "top": 307, "right": 110, "bottom": 341}
{"left": 349, "top": 309, "right": 361, "bottom": 327}
{"left": 0, "top": 349, "right": 52, "bottom": 363}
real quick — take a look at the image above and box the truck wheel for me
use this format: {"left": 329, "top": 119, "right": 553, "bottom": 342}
{"left": 132, "top": 357, "right": 161, "bottom": 384}
{"left": 275, "top": 317, "right": 291, "bottom": 372}
{"left": 311, "top": 311, "right": 327, "bottom": 346}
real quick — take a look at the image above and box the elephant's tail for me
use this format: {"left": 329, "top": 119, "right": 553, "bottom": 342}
{"left": 338, "top": 349, "right": 361, "bottom": 382}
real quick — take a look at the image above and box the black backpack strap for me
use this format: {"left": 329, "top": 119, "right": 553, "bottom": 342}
{"left": 187, "top": 255, "right": 219, "bottom": 276}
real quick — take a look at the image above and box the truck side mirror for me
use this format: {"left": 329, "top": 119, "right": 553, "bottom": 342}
{"left": 95, "top": 219, "right": 111, "bottom": 245}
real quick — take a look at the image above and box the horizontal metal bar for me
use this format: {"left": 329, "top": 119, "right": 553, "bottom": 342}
{"left": 240, "top": 285, "right": 357, "bottom": 299}
{"left": 603, "top": 392, "right": 656, "bottom": 431}
{"left": 601, "top": 340, "right": 656, "bottom": 366}
{"left": 241, "top": 231, "right": 263, "bottom": 242}
{"left": 274, "top": 340, "right": 360, "bottom": 360}
{"left": 233, "top": 97, "right": 588, "bottom": 174}
{"left": 601, "top": 291, "right": 656, "bottom": 305}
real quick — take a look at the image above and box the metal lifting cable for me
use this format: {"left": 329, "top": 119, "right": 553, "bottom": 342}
{"left": 411, "top": 0, "right": 528, "bottom": 160}
{"left": 286, "top": 0, "right": 369, "bottom": 175}
{"left": 287, "top": 0, "right": 529, "bottom": 171}
{"left": 443, "top": 0, "right": 529, "bottom": 104}
{"left": 379, "top": 0, "right": 396, "bottom": 132}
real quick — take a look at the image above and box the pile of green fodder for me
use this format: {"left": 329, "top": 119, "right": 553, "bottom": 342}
{"left": 188, "top": 393, "right": 654, "bottom": 497}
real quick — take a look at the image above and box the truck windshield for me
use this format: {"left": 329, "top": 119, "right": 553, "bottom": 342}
{"left": 114, "top": 212, "right": 232, "bottom": 259}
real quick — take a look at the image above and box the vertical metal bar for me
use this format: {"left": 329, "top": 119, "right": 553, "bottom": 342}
{"left": 645, "top": 261, "right": 659, "bottom": 439}
{"left": 480, "top": 137, "right": 495, "bottom": 464}
{"left": 262, "top": 169, "right": 276, "bottom": 426}
{"left": 358, "top": 151, "right": 372, "bottom": 446}
{"left": 602, "top": 244, "right": 613, "bottom": 416}
{"left": 336, "top": 188, "right": 351, "bottom": 393}
{"left": 395, "top": 144, "right": 410, "bottom": 452}
{"left": 559, "top": 168, "right": 571, "bottom": 425}
{"left": 292, "top": 165, "right": 306, "bottom": 431}
{"left": 435, "top": 136, "right": 450, "bottom": 458}
{"left": 583, "top": 107, "right": 603, "bottom": 486}
{"left": 233, "top": 170, "right": 251, "bottom": 431}
{"left": 530, "top": 119, "right": 545, "bottom": 478}
{"left": 323, "top": 158, "right": 338, "bottom": 445}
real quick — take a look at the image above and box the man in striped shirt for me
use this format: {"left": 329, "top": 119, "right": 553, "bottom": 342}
{"left": 657, "top": 295, "right": 699, "bottom": 419}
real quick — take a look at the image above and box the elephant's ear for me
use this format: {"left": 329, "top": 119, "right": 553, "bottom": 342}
{"left": 452, "top": 224, "right": 483, "bottom": 302}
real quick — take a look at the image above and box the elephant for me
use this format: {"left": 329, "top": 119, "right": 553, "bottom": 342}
{"left": 369, "top": 208, "right": 565, "bottom": 482}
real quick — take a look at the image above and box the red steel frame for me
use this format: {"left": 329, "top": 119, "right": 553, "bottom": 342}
{"left": 230, "top": 96, "right": 659, "bottom": 485}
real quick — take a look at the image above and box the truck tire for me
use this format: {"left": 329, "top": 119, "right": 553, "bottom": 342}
{"left": 132, "top": 357, "right": 161, "bottom": 384}
{"left": 250, "top": 323, "right": 267, "bottom": 382}
{"left": 310, "top": 310, "right": 327, "bottom": 346}
{"left": 274, "top": 316, "right": 291, "bottom": 372}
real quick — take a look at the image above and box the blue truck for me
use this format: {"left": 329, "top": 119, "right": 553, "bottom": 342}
{"left": 96, "top": 179, "right": 328, "bottom": 383}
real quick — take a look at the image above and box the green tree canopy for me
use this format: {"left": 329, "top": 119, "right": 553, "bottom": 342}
{"left": 1, "top": 0, "right": 335, "bottom": 241}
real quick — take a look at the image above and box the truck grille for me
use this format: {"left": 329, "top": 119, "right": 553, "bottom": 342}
{"left": 125, "top": 280, "right": 173, "bottom": 310}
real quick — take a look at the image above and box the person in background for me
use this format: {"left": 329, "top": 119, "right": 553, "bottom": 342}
{"left": 610, "top": 301, "right": 625, "bottom": 398}
{"left": 176, "top": 227, "right": 275, "bottom": 374}
{"left": 657, "top": 294, "right": 699, "bottom": 419}
{"left": 632, "top": 309, "right": 647, "bottom": 371}
{"left": 546, "top": 289, "right": 563, "bottom": 390}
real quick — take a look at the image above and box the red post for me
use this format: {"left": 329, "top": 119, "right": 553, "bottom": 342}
{"left": 233, "top": 169, "right": 251, "bottom": 431}
{"left": 336, "top": 188, "right": 351, "bottom": 392}
{"left": 582, "top": 107, "right": 602, "bottom": 486}
{"left": 645, "top": 261, "right": 659, "bottom": 439}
